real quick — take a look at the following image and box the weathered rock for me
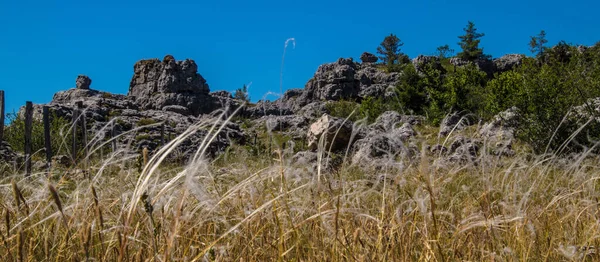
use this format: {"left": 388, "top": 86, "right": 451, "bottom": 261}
{"left": 265, "top": 115, "right": 307, "bottom": 132}
{"left": 307, "top": 114, "right": 353, "bottom": 151}
{"left": 360, "top": 52, "right": 378, "bottom": 63}
{"left": 76, "top": 75, "right": 92, "bottom": 90}
{"left": 0, "top": 141, "right": 17, "bottom": 163}
{"left": 412, "top": 55, "right": 444, "bottom": 73}
{"left": 450, "top": 57, "right": 495, "bottom": 76}
{"left": 356, "top": 64, "right": 400, "bottom": 99}
{"left": 162, "top": 105, "right": 190, "bottom": 115}
{"left": 351, "top": 111, "right": 418, "bottom": 166}
{"left": 439, "top": 112, "right": 470, "bottom": 137}
{"left": 493, "top": 54, "right": 524, "bottom": 73}
{"left": 245, "top": 100, "right": 293, "bottom": 118}
{"left": 128, "top": 56, "right": 213, "bottom": 115}
{"left": 479, "top": 107, "right": 519, "bottom": 143}
{"left": 448, "top": 136, "right": 481, "bottom": 163}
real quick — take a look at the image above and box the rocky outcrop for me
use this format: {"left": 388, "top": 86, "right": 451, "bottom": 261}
{"left": 307, "top": 114, "right": 353, "bottom": 151}
{"left": 360, "top": 52, "right": 378, "bottom": 63}
{"left": 351, "top": 111, "right": 418, "bottom": 167}
{"left": 493, "top": 54, "right": 524, "bottom": 73}
{"left": 281, "top": 58, "right": 400, "bottom": 111}
{"left": 128, "top": 56, "right": 213, "bottom": 116}
{"left": 449, "top": 54, "right": 524, "bottom": 76}
{"left": 439, "top": 112, "right": 471, "bottom": 137}
{"left": 479, "top": 107, "right": 519, "bottom": 145}
{"left": 450, "top": 57, "right": 495, "bottom": 76}
{"left": 412, "top": 55, "right": 445, "bottom": 73}
{"left": 76, "top": 75, "right": 92, "bottom": 90}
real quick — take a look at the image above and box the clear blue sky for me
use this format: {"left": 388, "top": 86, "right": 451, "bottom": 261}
{"left": 1, "top": 0, "right": 599, "bottom": 115}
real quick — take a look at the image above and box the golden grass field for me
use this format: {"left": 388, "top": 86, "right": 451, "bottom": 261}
{"left": 1, "top": 114, "right": 600, "bottom": 261}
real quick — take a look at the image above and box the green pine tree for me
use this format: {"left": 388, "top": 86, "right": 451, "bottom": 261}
{"left": 529, "top": 30, "right": 548, "bottom": 59}
{"left": 457, "top": 21, "right": 487, "bottom": 61}
{"left": 234, "top": 84, "right": 250, "bottom": 102}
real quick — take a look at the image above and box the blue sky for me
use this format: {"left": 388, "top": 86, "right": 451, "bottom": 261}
{"left": 1, "top": 0, "right": 599, "bottom": 115}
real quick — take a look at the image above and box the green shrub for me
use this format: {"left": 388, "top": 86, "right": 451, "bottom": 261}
{"left": 325, "top": 100, "right": 361, "bottom": 121}
{"left": 4, "top": 111, "right": 71, "bottom": 155}
{"left": 426, "top": 63, "right": 487, "bottom": 123}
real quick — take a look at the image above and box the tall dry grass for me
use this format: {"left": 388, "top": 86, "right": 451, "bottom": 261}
{"left": 1, "top": 108, "right": 600, "bottom": 261}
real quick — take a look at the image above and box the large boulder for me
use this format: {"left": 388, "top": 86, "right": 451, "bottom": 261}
{"left": 128, "top": 56, "right": 213, "bottom": 116}
{"left": 439, "top": 112, "right": 471, "bottom": 137}
{"left": 360, "top": 52, "right": 378, "bottom": 63}
{"left": 307, "top": 114, "right": 353, "bottom": 151}
{"left": 479, "top": 107, "right": 519, "bottom": 156}
{"left": 76, "top": 75, "right": 92, "bottom": 90}
{"left": 280, "top": 58, "right": 400, "bottom": 110}
{"left": 351, "top": 111, "right": 418, "bottom": 166}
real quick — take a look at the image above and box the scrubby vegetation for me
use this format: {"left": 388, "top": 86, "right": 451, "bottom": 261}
{"left": 4, "top": 112, "right": 71, "bottom": 156}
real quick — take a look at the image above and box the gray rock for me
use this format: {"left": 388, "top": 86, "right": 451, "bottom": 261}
{"left": 439, "top": 112, "right": 471, "bottom": 137}
{"left": 493, "top": 54, "right": 524, "bottom": 73}
{"left": 450, "top": 57, "right": 495, "bottom": 76}
{"left": 76, "top": 75, "right": 92, "bottom": 90}
{"left": 360, "top": 52, "right": 378, "bottom": 63}
{"left": 307, "top": 114, "right": 353, "bottom": 151}
{"left": 412, "top": 55, "right": 444, "bottom": 73}
{"left": 448, "top": 136, "right": 481, "bottom": 163}
{"left": 128, "top": 56, "right": 213, "bottom": 115}
{"left": 479, "top": 107, "right": 519, "bottom": 143}
{"left": 0, "top": 141, "right": 17, "bottom": 163}
{"left": 162, "top": 105, "right": 190, "bottom": 115}
{"left": 245, "top": 100, "right": 293, "bottom": 118}
{"left": 278, "top": 58, "right": 400, "bottom": 110}
{"left": 351, "top": 111, "right": 418, "bottom": 166}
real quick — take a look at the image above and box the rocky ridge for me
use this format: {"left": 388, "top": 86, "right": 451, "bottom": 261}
{"left": 5, "top": 53, "right": 533, "bottom": 171}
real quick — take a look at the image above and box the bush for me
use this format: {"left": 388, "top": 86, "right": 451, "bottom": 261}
{"left": 4, "top": 111, "right": 71, "bottom": 155}
{"left": 325, "top": 100, "right": 361, "bottom": 122}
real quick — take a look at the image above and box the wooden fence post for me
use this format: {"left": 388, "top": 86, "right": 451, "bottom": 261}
{"left": 0, "top": 90, "right": 4, "bottom": 141}
{"left": 43, "top": 106, "right": 52, "bottom": 164}
{"left": 24, "top": 101, "right": 33, "bottom": 176}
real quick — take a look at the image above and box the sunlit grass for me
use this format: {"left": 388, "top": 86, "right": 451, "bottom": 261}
{"left": 1, "top": 110, "right": 600, "bottom": 261}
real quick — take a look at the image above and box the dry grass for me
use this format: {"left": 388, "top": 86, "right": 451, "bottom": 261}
{"left": 1, "top": 113, "right": 600, "bottom": 261}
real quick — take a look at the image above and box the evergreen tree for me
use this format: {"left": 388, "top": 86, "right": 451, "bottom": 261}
{"left": 529, "top": 30, "right": 548, "bottom": 59}
{"left": 457, "top": 21, "right": 487, "bottom": 61}
{"left": 234, "top": 84, "right": 250, "bottom": 102}
{"left": 377, "top": 34, "right": 408, "bottom": 70}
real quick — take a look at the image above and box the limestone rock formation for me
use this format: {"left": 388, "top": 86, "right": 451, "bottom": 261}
{"left": 351, "top": 111, "right": 418, "bottom": 166}
{"left": 128, "top": 56, "right": 212, "bottom": 116}
{"left": 493, "top": 54, "right": 524, "bottom": 73}
{"left": 281, "top": 58, "right": 400, "bottom": 111}
{"left": 307, "top": 114, "right": 353, "bottom": 151}
{"left": 76, "top": 75, "right": 92, "bottom": 90}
